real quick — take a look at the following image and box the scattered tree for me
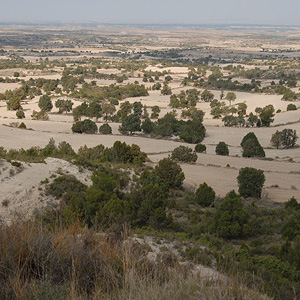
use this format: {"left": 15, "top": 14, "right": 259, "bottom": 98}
{"left": 171, "top": 146, "right": 197, "bottom": 163}
{"left": 38, "top": 94, "right": 53, "bottom": 112}
{"left": 154, "top": 158, "right": 185, "bottom": 188}
{"left": 99, "top": 123, "right": 112, "bottom": 134}
{"left": 237, "top": 167, "right": 265, "bottom": 198}
{"left": 216, "top": 141, "right": 229, "bottom": 156}
{"left": 241, "top": 132, "right": 265, "bottom": 157}
{"left": 226, "top": 92, "right": 237, "bottom": 106}
{"left": 195, "top": 143, "right": 206, "bottom": 153}
{"left": 194, "top": 182, "right": 215, "bottom": 207}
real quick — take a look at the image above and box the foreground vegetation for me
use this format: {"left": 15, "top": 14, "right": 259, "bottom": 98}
{"left": 0, "top": 139, "right": 300, "bottom": 299}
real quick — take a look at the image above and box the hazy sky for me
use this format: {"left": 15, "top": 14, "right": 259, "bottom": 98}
{"left": 1, "top": 0, "right": 300, "bottom": 25}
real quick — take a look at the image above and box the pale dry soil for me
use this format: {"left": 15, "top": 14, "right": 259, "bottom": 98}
{"left": 0, "top": 157, "right": 92, "bottom": 225}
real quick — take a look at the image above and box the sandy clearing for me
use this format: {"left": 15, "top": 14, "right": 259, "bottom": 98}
{"left": 0, "top": 83, "right": 21, "bottom": 93}
{"left": 148, "top": 153, "right": 300, "bottom": 203}
{"left": 0, "top": 157, "right": 92, "bottom": 224}
{"left": 0, "top": 123, "right": 187, "bottom": 153}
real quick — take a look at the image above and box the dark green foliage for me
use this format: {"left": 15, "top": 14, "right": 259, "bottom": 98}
{"left": 287, "top": 103, "right": 297, "bottom": 111}
{"left": 194, "top": 182, "right": 215, "bottom": 207}
{"left": 212, "top": 195, "right": 251, "bottom": 239}
{"left": 247, "top": 112, "right": 258, "bottom": 127}
{"left": 99, "top": 123, "right": 112, "bottom": 134}
{"left": 222, "top": 115, "right": 238, "bottom": 127}
{"left": 72, "top": 82, "right": 148, "bottom": 101}
{"left": 56, "top": 141, "right": 76, "bottom": 158}
{"left": 280, "top": 129, "right": 298, "bottom": 148}
{"left": 6, "top": 98, "right": 22, "bottom": 110}
{"left": 282, "top": 213, "right": 300, "bottom": 241}
{"left": 154, "top": 158, "right": 185, "bottom": 188}
{"left": 171, "top": 146, "right": 197, "bottom": 163}
{"left": 178, "top": 119, "right": 206, "bottom": 144}
{"left": 72, "top": 102, "right": 88, "bottom": 121}
{"left": 31, "top": 110, "right": 49, "bottom": 121}
{"left": 19, "top": 122, "right": 26, "bottom": 129}
{"left": 133, "top": 101, "right": 143, "bottom": 117}
{"left": 195, "top": 143, "right": 206, "bottom": 153}
{"left": 140, "top": 110, "right": 206, "bottom": 143}
{"left": 259, "top": 105, "right": 275, "bottom": 127}
{"left": 141, "top": 118, "right": 155, "bottom": 134}
{"left": 11, "top": 161, "right": 21, "bottom": 167}
{"left": 285, "top": 197, "right": 300, "bottom": 211}
{"left": 241, "top": 132, "right": 265, "bottom": 157}
{"left": 270, "top": 130, "right": 282, "bottom": 149}
{"left": 237, "top": 167, "right": 265, "bottom": 198}
{"left": 130, "top": 170, "right": 172, "bottom": 229}
{"left": 55, "top": 99, "right": 73, "bottom": 114}
{"left": 169, "top": 89, "right": 199, "bottom": 108}
{"left": 72, "top": 119, "right": 97, "bottom": 134}
{"left": 46, "top": 175, "right": 87, "bottom": 200}
{"left": 282, "top": 89, "right": 298, "bottom": 101}
{"left": 38, "top": 94, "right": 53, "bottom": 112}
{"left": 119, "top": 114, "right": 141, "bottom": 134}
{"left": 215, "top": 141, "right": 229, "bottom": 156}
{"left": 161, "top": 84, "right": 172, "bottom": 95}
{"left": 101, "top": 141, "right": 146, "bottom": 165}
{"left": 152, "top": 83, "right": 161, "bottom": 90}
{"left": 16, "top": 110, "right": 25, "bottom": 119}
{"left": 201, "top": 89, "right": 214, "bottom": 102}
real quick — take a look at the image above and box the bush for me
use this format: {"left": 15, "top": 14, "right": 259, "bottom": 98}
{"left": 101, "top": 141, "right": 146, "bottom": 165}
{"left": 7, "top": 98, "right": 22, "bottom": 110}
{"left": 31, "top": 110, "right": 49, "bottom": 121}
{"left": 11, "top": 161, "right": 22, "bottom": 168}
{"left": 154, "top": 158, "right": 185, "bottom": 188}
{"left": 241, "top": 132, "right": 265, "bottom": 157}
{"left": 72, "top": 119, "right": 97, "bottom": 134}
{"left": 16, "top": 110, "right": 25, "bottom": 119}
{"left": 215, "top": 141, "right": 229, "bottom": 156}
{"left": 19, "top": 122, "right": 26, "bottom": 129}
{"left": 237, "top": 167, "right": 265, "bottom": 198}
{"left": 38, "top": 94, "right": 53, "bottom": 112}
{"left": 194, "top": 182, "right": 215, "bottom": 207}
{"left": 171, "top": 146, "right": 197, "bottom": 163}
{"left": 99, "top": 123, "right": 112, "bottom": 134}
{"left": 119, "top": 114, "right": 141, "bottom": 135}
{"left": 287, "top": 104, "right": 297, "bottom": 111}
{"left": 212, "top": 195, "right": 251, "bottom": 239}
{"left": 141, "top": 118, "right": 155, "bottom": 134}
{"left": 195, "top": 143, "right": 206, "bottom": 153}
{"left": 271, "top": 129, "right": 298, "bottom": 149}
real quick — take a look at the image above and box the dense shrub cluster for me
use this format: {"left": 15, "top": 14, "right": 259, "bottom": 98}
{"left": 141, "top": 110, "right": 206, "bottom": 144}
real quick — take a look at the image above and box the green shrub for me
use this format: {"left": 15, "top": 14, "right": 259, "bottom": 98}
{"left": 241, "top": 132, "right": 265, "bottom": 157}
{"left": 11, "top": 161, "right": 21, "bottom": 167}
{"left": 99, "top": 123, "right": 112, "bottom": 134}
{"left": 195, "top": 143, "right": 206, "bottom": 153}
{"left": 215, "top": 141, "right": 229, "bottom": 156}
{"left": 237, "top": 167, "right": 265, "bottom": 198}
{"left": 19, "top": 122, "right": 26, "bottom": 129}
{"left": 212, "top": 195, "right": 251, "bottom": 239}
{"left": 194, "top": 182, "right": 215, "bottom": 207}
{"left": 31, "top": 110, "right": 49, "bottom": 121}
{"left": 72, "top": 119, "right": 97, "bottom": 134}
{"left": 154, "top": 158, "right": 185, "bottom": 188}
{"left": 16, "top": 110, "right": 25, "bottom": 119}
{"left": 287, "top": 104, "right": 297, "bottom": 111}
{"left": 171, "top": 146, "right": 197, "bottom": 163}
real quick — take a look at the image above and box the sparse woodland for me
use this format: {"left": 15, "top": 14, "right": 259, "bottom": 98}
{"left": 0, "top": 24, "right": 300, "bottom": 299}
